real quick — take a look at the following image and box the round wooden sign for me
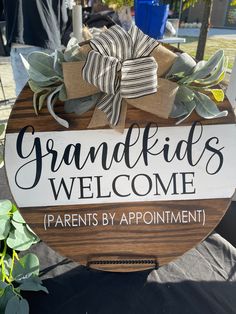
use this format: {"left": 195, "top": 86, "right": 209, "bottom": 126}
{"left": 5, "top": 86, "right": 236, "bottom": 272}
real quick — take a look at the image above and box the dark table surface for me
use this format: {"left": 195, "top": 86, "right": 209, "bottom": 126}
{"left": 23, "top": 231, "right": 236, "bottom": 314}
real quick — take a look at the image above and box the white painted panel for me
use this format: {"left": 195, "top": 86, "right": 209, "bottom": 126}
{"left": 5, "top": 123, "right": 236, "bottom": 207}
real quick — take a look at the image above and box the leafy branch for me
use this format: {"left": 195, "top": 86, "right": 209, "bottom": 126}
{"left": 24, "top": 39, "right": 228, "bottom": 127}
{"left": 166, "top": 49, "right": 228, "bottom": 124}
{"left": 21, "top": 41, "right": 87, "bottom": 128}
{"left": 0, "top": 200, "right": 48, "bottom": 314}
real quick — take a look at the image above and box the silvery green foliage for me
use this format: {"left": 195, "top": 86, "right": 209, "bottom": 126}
{"left": 64, "top": 93, "right": 102, "bottom": 116}
{"left": 167, "top": 50, "right": 228, "bottom": 124}
{"left": 22, "top": 44, "right": 87, "bottom": 128}
{"left": 0, "top": 200, "right": 48, "bottom": 314}
{"left": 64, "top": 38, "right": 87, "bottom": 62}
{"left": 24, "top": 42, "right": 228, "bottom": 127}
{"left": 166, "top": 52, "right": 197, "bottom": 79}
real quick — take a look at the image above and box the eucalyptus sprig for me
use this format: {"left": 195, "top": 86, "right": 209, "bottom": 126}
{"left": 0, "top": 200, "right": 48, "bottom": 314}
{"left": 21, "top": 43, "right": 87, "bottom": 128}
{"left": 24, "top": 42, "right": 229, "bottom": 127}
{"left": 166, "top": 49, "right": 228, "bottom": 124}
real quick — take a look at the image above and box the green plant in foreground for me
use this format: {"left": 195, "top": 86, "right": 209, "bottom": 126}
{"left": 0, "top": 200, "right": 48, "bottom": 314}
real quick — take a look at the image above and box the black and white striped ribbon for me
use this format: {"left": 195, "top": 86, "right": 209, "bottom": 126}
{"left": 82, "top": 25, "right": 159, "bottom": 126}
{"left": 83, "top": 50, "right": 120, "bottom": 95}
{"left": 121, "top": 57, "right": 157, "bottom": 98}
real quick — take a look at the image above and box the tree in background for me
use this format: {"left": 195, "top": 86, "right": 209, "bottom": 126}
{"left": 183, "top": 0, "right": 236, "bottom": 61}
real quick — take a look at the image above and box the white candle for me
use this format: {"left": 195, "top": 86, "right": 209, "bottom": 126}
{"left": 72, "top": 4, "right": 83, "bottom": 42}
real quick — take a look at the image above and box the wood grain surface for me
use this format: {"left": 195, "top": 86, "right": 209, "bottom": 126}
{"left": 5, "top": 85, "right": 236, "bottom": 272}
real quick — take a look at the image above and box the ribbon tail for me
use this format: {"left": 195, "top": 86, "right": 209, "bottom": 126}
{"left": 113, "top": 100, "right": 127, "bottom": 133}
{"left": 87, "top": 106, "right": 109, "bottom": 129}
{"left": 97, "top": 92, "right": 123, "bottom": 126}
{"left": 125, "top": 78, "right": 179, "bottom": 119}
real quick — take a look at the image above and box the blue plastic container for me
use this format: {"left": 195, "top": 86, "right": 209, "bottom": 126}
{"left": 135, "top": 2, "right": 169, "bottom": 39}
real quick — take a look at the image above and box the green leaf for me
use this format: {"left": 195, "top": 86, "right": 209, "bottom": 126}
{"left": 0, "top": 281, "right": 9, "bottom": 297}
{"left": 18, "top": 275, "right": 48, "bottom": 294}
{"left": 38, "top": 91, "right": 51, "bottom": 111}
{"left": 21, "top": 53, "right": 61, "bottom": 83}
{"left": 28, "top": 67, "right": 61, "bottom": 84}
{"left": 11, "top": 204, "right": 18, "bottom": 214}
{"left": 0, "top": 124, "right": 5, "bottom": 136}
{"left": 166, "top": 53, "right": 196, "bottom": 79}
{"left": 170, "top": 87, "right": 190, "bottom": 118}
{"left": 205, "top": 70, "right": 226, "bottom": 88}
{"left": 194, "top": 92, "right": 228, "bottom": 119}
{"left": 10, "top": 221, "right": 39, "bottom": 244}
{"left": 64, "top": 44, "right": 86, "bottom": 62}
{"left": 53, "top": 50, "right": 64, "bottom": 77}
{"left": 25, "top": 224, "right": 39, "bottom": 241}
{"left": 170, "top": 101, "right": 188, "bottom": 119}
{"left": 33, "top": 92, "right": 39, "bottom": 115}
{"left": 3, "top": 254, "right": 12, "bottom": 277}
{"left": 181, "top": 50, "right": 224, "bottom": 84}
{"left": 13, "top": 210, "right": 26, "bottom": 223}
{"left": 64, "top": 93, "right": 101, "bottom": 116}
{"left": 7, "top": 226, "right": 38, "bottom": 251}
{"left": 191, "top": 60, "right": 207, "bottom": 74}
{"left": 0, "top": 281, "right": 8, "bottom": 289}
{"left": 28, "top": 81, "right": 54, "bottom": 112}
{"left": 176, "top": 85, "right": 195, "bottom": 103}
{"left": 193, "top": 56, "right": 228, "bottom": 88}
{"left": 0, "top": 215, "right": 11, "bottom": 240}
{"left": 27, "top": 51, "right": 62, "bottom": 79}
{"left": 47, "top": 85, "right": 69, "bottom": 128}
{"left": 28, "top": 79, "right": 56, "bottom": 90}
{"left": 170, "top": 86, "right": 196, "bottom": 124}
{"left": 206, "top": 89, "right": 225, "bottom": 102}
{"left": 0, "top": 286, "right": 15, "bottom": 313}
{"left": 0, "top": 200, "right": 12, "bottom": 215}
{"left": 11, "top": 220, "right": 25, "bottom": 232}
{"left": 28, "top": 80, "right": 41, "bottom": 93}
{"left": 176, "top": 99, "right": 196, "bottom": 125}
{"left": 19, "top": 298, "right": 30, "bottom": 314}
{"left": 58, "top": 84, "right": 68, "bottom": 101}
{"left": 5, "top": 296, "right": 29, "bottom": 314}
{"left": 12, "top": 253, "right": 40, "bottom": 282}
{"left": 5, "top": 296, "right": 20, "bottom": 314}
{"left": 195, "top": 57, "right": 225, "bottom": 84}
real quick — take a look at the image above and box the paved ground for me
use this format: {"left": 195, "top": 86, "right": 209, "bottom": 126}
{"left": 0, "top": 56, "right": 15, "bottom": 124}
{"left": 0, "top": 57, "right": 15, "bottom": 200}
{"left": 0, "top": 57, "right": 15, "bottom": 99}
{"left": 178, "top": 27, "right": 236, "bottom": 39}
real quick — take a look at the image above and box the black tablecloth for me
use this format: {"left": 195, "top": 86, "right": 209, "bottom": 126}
{"left": 23, "top": 232, "right": 236, "bottom": 314}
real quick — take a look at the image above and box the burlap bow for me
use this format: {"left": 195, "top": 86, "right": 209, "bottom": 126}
{"left": 82, "top": 25, "right": 158, "bottom": 125}
{"left": 62, "top": 25, "right": 179, "bottom": 130}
